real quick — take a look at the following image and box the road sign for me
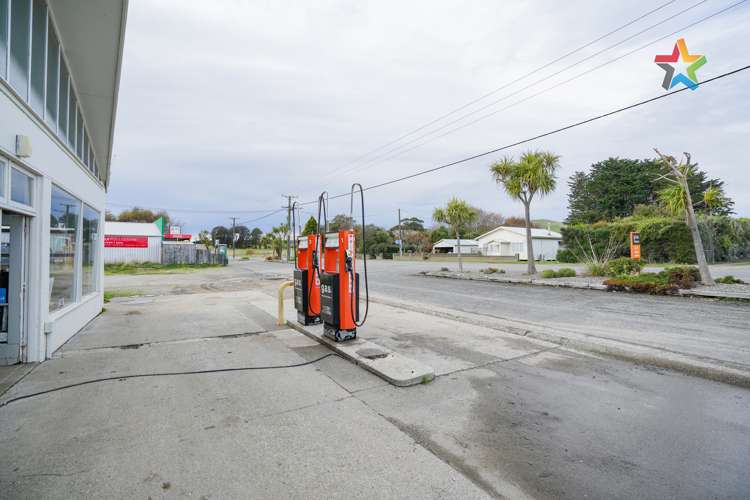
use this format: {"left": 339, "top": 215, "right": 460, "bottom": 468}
{"left": 630, "top": 232, "right": 641, "bottom": 260}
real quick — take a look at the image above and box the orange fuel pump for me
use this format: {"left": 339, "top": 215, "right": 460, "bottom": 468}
{"left": 320, "top": 229, "right": 359, "bottom": 341}
{"left": 318, "top": 184, "right": 369, "bottom": 342}
{"left": 293, "top": 234, "right": 321, "bottom": 325}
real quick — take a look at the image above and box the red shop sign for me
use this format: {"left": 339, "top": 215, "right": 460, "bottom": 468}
{"left": 105, "top": 236, "right": 149, "bottom": 248}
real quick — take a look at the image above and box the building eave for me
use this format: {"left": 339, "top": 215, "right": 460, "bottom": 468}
{"left": 47, "top": 0, "right": 128, "bottom": 188}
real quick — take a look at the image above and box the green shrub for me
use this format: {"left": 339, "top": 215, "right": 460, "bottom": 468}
{"left": 556, "top": 267, "right": 577, "bottom": 278}
{"left": 480, "top": 267, "right": 505, "bottom": 274}
{"left": 661, "top": 266, "right": 700, "bottom": 287}
{"left": 606, "top": 257, "right": 644, "bottom": 277}
{"left": 556, "top": 248, "right": 578, "bottom": 263}
{"left": 587, "top": 262, "right": 608, "bottom": 276}
{"left": 541, "top": 268, "right": 577, "bottom": 279}
{"left": 715, "top": 275, "right": 746, "bottom": 284}
{"left": 604, "top": 274, "right": 679, "bottom": 295}
{"left": 604, "top": 266, "right": 701, "bottom": 294}
{"left": 561, "top": 216, "right": 750, "bottom": 264}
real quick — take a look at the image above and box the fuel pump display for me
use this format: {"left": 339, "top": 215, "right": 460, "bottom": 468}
{"left": 293, "top": 235, "right": 321, "bottom": 325}
{"left": 319, "top": 230, "right": 359, "bottom": 341}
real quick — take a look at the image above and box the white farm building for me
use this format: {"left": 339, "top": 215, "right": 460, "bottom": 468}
{"left": 476, "top": 226, "right": 562, "bottom": 261}
{"left": 432, "top": 238, "right": 480, "bottom": 254}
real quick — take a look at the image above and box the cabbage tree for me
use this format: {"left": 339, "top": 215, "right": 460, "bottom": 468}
{"left": 433, "top": 198, "right": 477, "bottom": 272}
{"left": 654, "top": 150, "right": 714, "bottom": 285}
{"left": 490, "top": 151, "right": 560, "bottom": 275}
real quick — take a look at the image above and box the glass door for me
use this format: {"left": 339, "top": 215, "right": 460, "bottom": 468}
{"left": 0, "top": 211, "right": 27, "bottom": 365}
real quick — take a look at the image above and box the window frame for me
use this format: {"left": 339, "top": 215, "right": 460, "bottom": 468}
{"left": 48, "top": 183, "right": 81, "bottom": 313}
{"left": 81, "top": 203, "right": 100, "bottom": 296}
{"left": 9, "top": 165, "right": 32, "bottom": 206}
{"left": 0, "top": 0, "right": 103, "bottom": 185}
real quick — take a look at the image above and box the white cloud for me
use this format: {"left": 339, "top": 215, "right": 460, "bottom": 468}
{"left": 109, "top": 0, "right": 750, "bottom": 233}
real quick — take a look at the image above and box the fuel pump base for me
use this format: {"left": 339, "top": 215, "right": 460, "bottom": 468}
{"left": 320, "top": 271, "right": 359, "bottom": 342}
{"left": 293, "top": 269, "right": 321, "bottom": 325}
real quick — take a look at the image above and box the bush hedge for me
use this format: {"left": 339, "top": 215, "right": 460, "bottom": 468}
{"left": 606, "top": 257, "right": 644, "bottom": 276}
{"left": 556, "top": 248, "right": 578, "bottom": 263}
{"left": 561, "top": 216, "right": 750, "bottom": 264}
{"left": 603, "top": 265, "right": 700, "bottom": 295}
{"left": 541, "top": 268, "right": 577, "bottom": 279}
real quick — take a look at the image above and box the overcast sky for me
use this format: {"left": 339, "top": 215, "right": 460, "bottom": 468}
{"left": 108, "top": 0, "right": 750, "bottom": 234}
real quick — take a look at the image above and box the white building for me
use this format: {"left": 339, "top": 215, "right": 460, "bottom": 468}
{"left": 476, "top": 226, "right": 562, "bottom": 261}
{"left": 432, "top": 238, "right": 480, "bottom": 254}
{"left": 104, "top": 221, "right": 162, "bottom": 264}
{"left": 0, "top": 1, "right": 127, "bottom": 364}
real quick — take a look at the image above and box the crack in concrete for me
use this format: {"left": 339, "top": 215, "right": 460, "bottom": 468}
{"left": 56, "top": 330, "right": 270, "bottom": 357}
{"left": 436, "top": 346, "right": 563, "bottom": 378}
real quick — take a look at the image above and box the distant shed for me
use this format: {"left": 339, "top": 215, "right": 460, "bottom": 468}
{"left": 103, "top": 222, "right": 163, "bottom": 264}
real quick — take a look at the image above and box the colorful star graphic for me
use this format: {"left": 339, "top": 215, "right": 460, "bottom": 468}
{"left": 654, "top": 38, "right": 707, "bottom": 91}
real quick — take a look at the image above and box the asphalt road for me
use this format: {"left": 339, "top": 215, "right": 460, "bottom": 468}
{"left": 103, "top": 260, "right": 750, "bottom": 499}
{"left": 244, "top": 259, "right": 750, "bottom": 499}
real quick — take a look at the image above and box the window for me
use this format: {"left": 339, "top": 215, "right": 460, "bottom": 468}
{"left": 44, "top": 12, "right": 58, "bottom": 129}
{"left": 29, "top": 0, "right": 44, "bottom": 114}
{"left": 49, "top": 185, "right": 80, "bottom": 312}
{"left": 0, "top": 0, "right": 8, "bottom": 80}
{"left": 9, "top": 0, "right": 30, "bottom": 99}
{"left": 81, "top": 205, "right": 99, "bottom": 295}
{"left": 67, "top": 88, "right": 76, "bottom": 148}
{"left": 10, "top": 166, "right": 32, "bottom": 205}
{"left": 58, "top": 59, "right": 68, "bottom": 138}
{"left": 76, "top": 106, "right": 83, "bottom": 158}
{"left": 0, "top": 160, "right": 5, "bottom": 197}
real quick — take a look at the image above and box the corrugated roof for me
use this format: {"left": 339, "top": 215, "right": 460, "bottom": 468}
{"left": 433, "top": 239, "right": 479, "bottom": 247}
{"left": 476, "top": 226, "right": 562, "bottom": 241}
{"left": 105, "top": 221, "right": 162, "bottom": 237}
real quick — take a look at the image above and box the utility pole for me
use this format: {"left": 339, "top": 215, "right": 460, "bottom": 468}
{"left": 282, "top": 194, "right": 297, "bottom": 262}
{"left": 230, "top": 217, "right": 237, "bottom": 260}
{"left": 398, "top": 208, "right": 404, "bottom": 256}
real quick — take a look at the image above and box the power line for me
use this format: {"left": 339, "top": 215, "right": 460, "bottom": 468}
{"left": 322, "top": 0, "right": 681, "bottom": 179}
{"left": 106, "top": 201, "right": 276, "bottom": 214}
{"left": 335, "top": 0, "right": 714, "bottom": 177}
{"left": 336, "top": 0, "right": 747, "bottom": 172}
{"left": 236, "top": 208, "right": 287, "bottom": 226}
{"left": 296, "top": 64, "right": 750, "bottom": 207}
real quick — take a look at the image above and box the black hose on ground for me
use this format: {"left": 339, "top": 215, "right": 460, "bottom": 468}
{"left": 0, "top": 353, "right": 340, "bottom": 410}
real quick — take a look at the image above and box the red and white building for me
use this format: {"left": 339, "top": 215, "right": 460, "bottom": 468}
{"left": 103, "top": 221, "right": 162, "bottom": 263}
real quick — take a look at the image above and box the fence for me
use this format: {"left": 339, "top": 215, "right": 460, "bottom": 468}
{"left": 161, "top": 243, "right": 222, "bottom": 265}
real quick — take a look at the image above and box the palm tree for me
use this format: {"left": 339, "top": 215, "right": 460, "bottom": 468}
{"left": 433, "top": 197, "right": 477, "bottom": 273}
{"left": 654, "top": 149, "right": 714, "bottom": 285}
{"left": 490, "top": 150, "right": 560, "bottom": 275}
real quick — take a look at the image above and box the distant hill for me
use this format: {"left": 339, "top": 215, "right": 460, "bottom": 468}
{"left": 532, "top": 219, "right": 565, "bottom": 233}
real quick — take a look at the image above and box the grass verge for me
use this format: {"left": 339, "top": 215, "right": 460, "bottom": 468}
{"left": 105, "top": 263, "right": 221, "bottom": 275}
{"left": 104, "top": 289, "right": 143, "bottom": 303}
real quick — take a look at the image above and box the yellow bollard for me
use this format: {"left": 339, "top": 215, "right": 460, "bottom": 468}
{"left": 277, "top": 280, "right": 294, "bottom": 326}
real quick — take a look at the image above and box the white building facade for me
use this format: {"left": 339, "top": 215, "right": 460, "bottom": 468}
{"left": 476, "top": 226, "right": 562, "bottom": 261}
{"left": 0, "top": 0, "right": 127, "bottom": 364}
{"left": 432, "top": 238, "right": 480, "bottom": 254}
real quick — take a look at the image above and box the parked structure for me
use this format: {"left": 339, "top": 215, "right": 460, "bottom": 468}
{"left": 476, "top": 226, "right": 562, "bottom": 261}
{"left": 432, "top": 238, "right": 480, "bottom": 254}
{"left": 104, "top": 221, "right": 161, "bottom": 264}
{"left": 0, "top": 0, "right": 127, "bottom": 363}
